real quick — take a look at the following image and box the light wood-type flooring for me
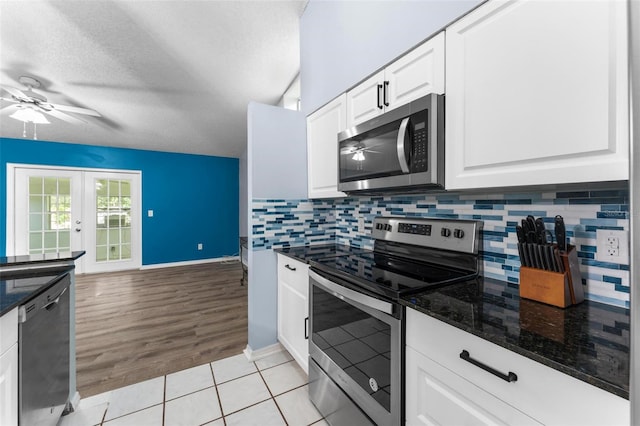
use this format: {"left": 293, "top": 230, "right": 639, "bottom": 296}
{"left": 75, "top": 261, "right": 247, "bottom": 397}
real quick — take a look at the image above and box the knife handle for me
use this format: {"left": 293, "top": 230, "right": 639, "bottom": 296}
{"left": 555, "top": 215, "right": 566, "bottom": 252}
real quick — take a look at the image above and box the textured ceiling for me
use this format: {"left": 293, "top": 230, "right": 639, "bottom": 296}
{"left": 0, "top": 0, "right": 307, "bottom": 157}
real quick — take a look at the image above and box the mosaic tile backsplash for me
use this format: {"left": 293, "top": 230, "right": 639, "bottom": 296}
{"left": 252, "top": 188, "right": 630, "bottom": 308}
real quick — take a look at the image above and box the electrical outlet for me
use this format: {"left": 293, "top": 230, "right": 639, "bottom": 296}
{"left": 197, "top": 243, "right": 203, "bottom": 250}
{"left": 596, "top": 229, "right": 628, "bottom": 264}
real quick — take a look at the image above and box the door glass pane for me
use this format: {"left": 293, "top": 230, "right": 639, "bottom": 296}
{"left": 95, "top": 178, "right": 132, "bottom": 262}
{"left": 27, "top": 176, "right": 72, "bottom": 254}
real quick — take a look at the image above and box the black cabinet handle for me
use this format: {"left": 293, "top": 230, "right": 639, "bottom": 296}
{"left": 377, "top": 84, "right": 383, "bottom": 109}
{"left": 305, "top": 317, "right": 309, "bottom": 339}
{"left": 460, "top": 350, "right": 518, "bottom": 383}
{"left": 383, "top": 81, "right": 389, "bottom": 106}
{"left": 285, "top": 264, "right": 296, "bottom": 271}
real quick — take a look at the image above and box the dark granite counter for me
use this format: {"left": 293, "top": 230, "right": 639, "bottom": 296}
{"left": 275, "top": 243, "right": 364, "bottom": 262}
{"left": 401, "top": 278, "right": 630, "bottom": 399}
{"left": 276, "top": 244, "right": 630, "bottom": 400}
{"left": 0, "top": 250, "right": 85, "bottom": 267}
{"left": 0, "top": 251, "right": 85, "bottom": 316}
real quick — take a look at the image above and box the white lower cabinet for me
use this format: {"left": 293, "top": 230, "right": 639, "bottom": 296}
{"left": 405, "top": 309, "right": 630, "bottom": 426}
{"left": 406, "top": 346, "right": 540, "bottom": 426}
{"left": 0, "top": 308, "right": 18, "bottom": 426}
{"left": 277, "top": 255, "right": 310, "bottom": 373}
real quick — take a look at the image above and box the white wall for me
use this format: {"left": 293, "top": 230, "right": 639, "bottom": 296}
{"left": 300, "top": 0, "right": 483, "bottom": 115}
{"left": 246, "top": 102, "right": 306, "bottom": 351}
{"left": 239, "top": 149, "right": 248, "bottom": 237}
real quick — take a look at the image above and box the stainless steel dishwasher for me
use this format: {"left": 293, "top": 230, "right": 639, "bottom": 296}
{"left": 18, "top": 272, "right": 70, "bottom": 426}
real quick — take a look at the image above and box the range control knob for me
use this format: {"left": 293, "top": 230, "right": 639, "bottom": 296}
{"left": 453, "top": 229, "right": 465, "bottom": 239}
{"left": 441, "top": 228, "right": 451, "bottom": 237}
{"left": 385, "top": 224, "right": 392, "bottom": 231}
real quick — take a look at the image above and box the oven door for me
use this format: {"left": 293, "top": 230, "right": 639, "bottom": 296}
{"left": 308, "top": 269, "right": 403, "bottom": 426}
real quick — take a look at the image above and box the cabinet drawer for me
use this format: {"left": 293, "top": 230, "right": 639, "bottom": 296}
{"left": 277, "top": 255, "right": 309, "bottom": 294}
{"left": 406, "top": 309, "right": 629, "bottom": 426}
{"left": 0, "top": 308, "right": 18, "bottom": 355}
{"left": 406, "top": 346, "right": 540, "bottom": 426}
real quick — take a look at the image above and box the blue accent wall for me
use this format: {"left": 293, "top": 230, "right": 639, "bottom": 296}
{"left": 0, "top": 137, "right": 239, "bottom": 265}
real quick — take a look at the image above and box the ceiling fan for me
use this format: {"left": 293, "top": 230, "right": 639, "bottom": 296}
{"left": 0, "top": 76, "right": 101, "bottom": 125}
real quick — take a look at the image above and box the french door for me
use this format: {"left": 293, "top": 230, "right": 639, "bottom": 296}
{"left": 8, "top": 165, "right": 141, "bottom": 274}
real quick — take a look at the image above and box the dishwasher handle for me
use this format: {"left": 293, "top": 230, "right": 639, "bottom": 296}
{"left": 42, "top": 287, "right": 68, "bottom": 311}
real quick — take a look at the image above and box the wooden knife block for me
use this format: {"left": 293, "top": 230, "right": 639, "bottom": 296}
{"left": 519, "top": 246, "right": 584, "bottom": 308}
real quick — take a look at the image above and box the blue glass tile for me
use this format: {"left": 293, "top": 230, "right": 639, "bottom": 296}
{"left": 580, "top": 245, "right": 597, "bottom": 253}
{"left": 603, "top": 275, "right": 623, "bottom": 285}
{"left": 473, "top": 204, "right": 494, "bottom": 210}
{"left": 556, "top": 191, "right": 589, "bottom": 198}
{"left": 597, "top": 211, "right": 628, "bottom": 219}
{"left": 507, "top": 210, "right": 548, "bottom": 217}
{"left": 570, "top": 197, "right": 627, "bottom": 205}
{"left": 505, "top": 199, "right": 533, "bottom": 205}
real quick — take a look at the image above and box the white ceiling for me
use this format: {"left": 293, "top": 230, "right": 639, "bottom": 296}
{"left": 0, "top": 0, "right": 307, "bottom": 158}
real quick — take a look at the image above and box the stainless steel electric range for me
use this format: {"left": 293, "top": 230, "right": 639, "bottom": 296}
{"left": 307, "top": 216, "right": 483, "bottom": 426}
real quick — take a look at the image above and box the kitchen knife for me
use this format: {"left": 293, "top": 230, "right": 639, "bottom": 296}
{"left": 518, "top": 243, "right": 529, "bottom": 267}
{"left": 554, "top": 246, "right": 565, "bottom": 273}
{"left": 554, "top": 215, "right": 567, "bottom": 252}
{"left": 528, "top": 243, "right": 540, "bottom": 269}
{"left": 516, "top": 225, "right": 526, "bottom": 244}
{"left": 536, "top": 244, "right": 548, "bottom": 270}
{"left": 544, "top": 245, "right": 557, "bottom": 272}
{"left": 526, "top": 215, "right": 537, "bottom": 239}
{"left": 534, "top": 218, "right": 547, "bottom": 244}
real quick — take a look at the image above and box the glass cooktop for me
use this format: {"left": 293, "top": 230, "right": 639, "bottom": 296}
{"left": 310, "top": 249, "right": 476, "bottom": 299}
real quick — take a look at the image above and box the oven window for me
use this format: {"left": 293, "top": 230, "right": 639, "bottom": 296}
{"left": 311, "top": 285, "right": 392, "bottom": 412}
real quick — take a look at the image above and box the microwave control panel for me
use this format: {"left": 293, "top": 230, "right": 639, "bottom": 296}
{"left": 411, "top": 118, "right": 428, "bottom": 173}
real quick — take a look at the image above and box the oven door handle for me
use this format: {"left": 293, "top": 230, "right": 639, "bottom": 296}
{"left": 309, "top": 269, "right": 394, "bottom": 315}
{"left": 396, "top": 117, "right": 411, "bottom": 173}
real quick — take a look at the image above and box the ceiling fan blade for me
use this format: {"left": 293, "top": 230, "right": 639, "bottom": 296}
{"left": 49, "top": 103, "right": 101, "bottom": 117}
{"left": 0, "top": 96, "right": 18, "bottom": 103}
{"left": 44, "top": 108, "right": 87, "bottom": 124}
{"left": 1, "top": 85, "right": 28, "bottom": 99}
{"left": 0, "top": 104, "right": 19, "bottom": 115}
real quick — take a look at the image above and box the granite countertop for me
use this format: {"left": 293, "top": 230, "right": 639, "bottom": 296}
{"left": 276, "top": 244, "right": 630, "bottom": 399}
{"left": 1, "top": 251, "right": 85, "bottom": 316}
{"left": 401, "top": 278, "right": 630, "bottom": 399}
{"left": 275, "top": 243, "right": 362, "bottom": 262}
{"left": 0, "top": 250, "right": 86, "bottom": 267}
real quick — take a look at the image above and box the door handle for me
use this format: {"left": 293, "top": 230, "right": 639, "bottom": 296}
{"left": 285, "top": 264, "right": 296, "bottom": 271}
{"left": 460, "top": 350, "right": 518, "bottom": 383}
{"left": 42, "top": 287, "right": 67, "bottom": 311}
{"left": 75, "top": 228, "right": 81, "bottom": 232}
{"left": 305, "top": 317, "right": 309, "bottom": 339}
{"left": 377, "top": 84, "right": 383, "bottom": 109}
{"left": 383, "top": 81, "right": 389, "bottom": 106}
{"left": 396, "top": 117, "right": 411, "bottom": 173}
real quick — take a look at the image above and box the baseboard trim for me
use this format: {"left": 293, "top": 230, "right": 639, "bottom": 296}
{"left": 63, "top": 391, "right": 81, "bottom": 415}
{"left": 139, "top": 256, "right": 240, "bottom": 270}
{"left": 243, "top": 343, "right": 284, "bottom": 362}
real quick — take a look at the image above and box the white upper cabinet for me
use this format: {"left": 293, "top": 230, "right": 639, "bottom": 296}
{"left": 445, "top": 0, "right": 629, "bottom": 190}
{"left": 307, "top": 94, "right": 347, "bottom": 199}
{"left": 346, "top": 32, "right": 445, "bottom": 128}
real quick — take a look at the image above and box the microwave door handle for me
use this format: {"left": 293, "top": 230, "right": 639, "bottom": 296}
{"left": 396, "top": 117, "right": 411, "bottom": 173}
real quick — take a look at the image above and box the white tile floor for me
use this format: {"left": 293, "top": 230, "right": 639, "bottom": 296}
{"left": 60, "top": 349, "right": 327, "bottom": 426}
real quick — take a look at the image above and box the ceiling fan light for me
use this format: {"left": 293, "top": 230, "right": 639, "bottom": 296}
{"left": 9, "top": 108, "right": 50, "bottom": 124}
{"left": 352, "top": 151, "right": 365, "bottom": 161}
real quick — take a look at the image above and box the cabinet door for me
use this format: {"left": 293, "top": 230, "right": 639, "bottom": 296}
{"left": 406, "top": 346, "right": 541, "bottom": 426}
{"left": 445, "top": 0, "right": 629, "bottom": 189}
{"left": 386, "top": 32, "right": 445, "bottom": 111}
{"left": 0, "top": 343, "right": 18, "bottom": 426}
{"left": 277, "top": 255, "right": 310, "bottom": 373}
{"left": 307, "top": 94, "right": 347, "bottom": 199}
{"left": 346, "top": 70, "right": 385, "bottom": 128}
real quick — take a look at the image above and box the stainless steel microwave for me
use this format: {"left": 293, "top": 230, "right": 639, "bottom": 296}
{"left": 337, "top": 94, "right": 444, "bottom": 193}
